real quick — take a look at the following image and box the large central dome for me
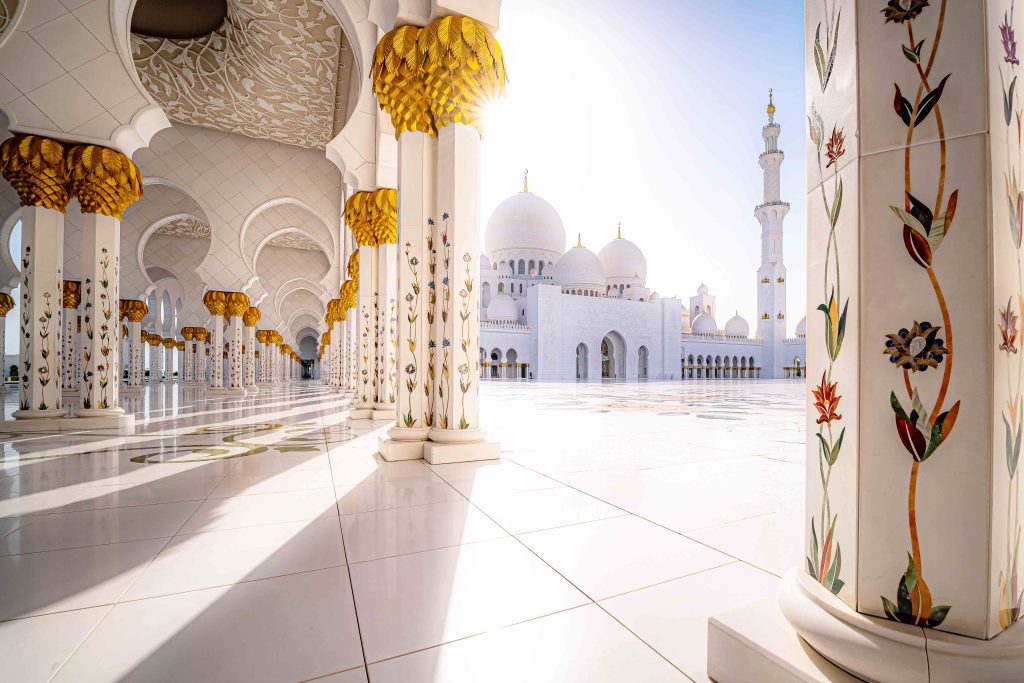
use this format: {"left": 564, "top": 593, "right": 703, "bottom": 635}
{"left": 485, "top": 191, "right": 566, "bottom": 257}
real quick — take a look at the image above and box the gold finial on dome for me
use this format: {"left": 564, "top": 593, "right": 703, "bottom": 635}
{"left": 767, "top": 88, "right": 776, "bottom": 116}
{"left": 576, "top": 233, "right": 583, "bottom": 248}
{"left": 617, "top": 221, "right": 622, "bottom": 239}
{"left": 522, "top": 168, "right": 529, "bottom": 193}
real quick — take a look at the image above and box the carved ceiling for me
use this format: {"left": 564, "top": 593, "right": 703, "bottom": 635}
{"left": 155, "top": 218, "right": 211, "bottom": 239}
{"left": 267, "top": 231, "right": 321, "bottom": 251}
{"left": 131, "top": 0, "right": 354, "bottom": 149}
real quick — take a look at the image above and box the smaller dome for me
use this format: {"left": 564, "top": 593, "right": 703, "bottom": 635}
{"left": 497, "top": 261, "right": 512, "bottom": 277}
{"left": 796, "top": 315, "right": 807, "bottom": 338}
{"left": 724, "top": 312, "right": 749, "bottom": 338}
{"left": 487, "top": 293, "right": 517, "bottom": 322}
{"left": 650, "top": 290, "right": 660, "bottom": 303}
{"left": 554, "top": 244, "right": 606, "bottom": 290}
{"left": 691, "top": 313, "right": 717, "bottom": 335}
{"left": 697, "top": 283, "right": 709, "bottom": 295}
{"left": 598, "top": 236, "right": 647, "bottom": 283}
{"left": 480, "top": 253, "right": 491, "bottom": 270}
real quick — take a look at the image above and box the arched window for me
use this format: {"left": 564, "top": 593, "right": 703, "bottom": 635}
{"left": 517, "top": 259, "right": 525, "bottom": 274}
{"left": 528, "top": 259, "right": 535, "bottom": 275}
{"left": 638, "top": 346, "right": 649, "bottom": 379}
{"left": 482, "top": 281, "right": 491, "bottom": 309}
{"left": 538, "top": 261, "right": 545, "bottom": 275}
{"left": 498, "top": 283, "right": 504, "bottom": 294}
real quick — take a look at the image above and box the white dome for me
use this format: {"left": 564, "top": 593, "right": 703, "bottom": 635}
{"left": 485, "top": 191, "right": 566, "bottom": 256}
{"left": 554, "top": 245, "right": 606, "bottom": 290}
{"left": 724, "top": 312, "right": 750, "bottom": 338}
{"left": 487, "top": 293, "right": 517, "bottom": 322}
{"left": 796, "top": 315, "right": 807, "bottom": 338}
{"left": 497, "top": 261, "right": 512, "bottom": 277}
{"left": 480, "top": 253, "right": 491, "bottom": 270}
{"left": 697, "top": 283, "right": 709, "bottom": 295}
{"left": 691, "top": 313, "right": 717, "bottom": 335}
{"left": 598, "top": 237, "right": 647, "bottom": 283}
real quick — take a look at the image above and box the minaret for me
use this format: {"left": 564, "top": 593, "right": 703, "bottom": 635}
{"left": 755, "top": 89, "right": 790, "bottom": 378}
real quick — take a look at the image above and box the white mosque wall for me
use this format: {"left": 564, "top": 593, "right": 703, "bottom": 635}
{"left": 526, "top": 284, "right": 681, "bottom": 380}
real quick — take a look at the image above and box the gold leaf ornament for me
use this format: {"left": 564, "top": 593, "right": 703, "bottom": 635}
{"left": 372, "top": 25, "right": 435, "bottom": 137}
{"left": 65, "top": 144, "right": 143, "bottom": 219}
{"left": 203, "top": 290, "right": 228, "bottom": 316}
{"left": 0, "top": 292, "right": 15, "bottom": 317}
{"left": 0, "top": 135, "right": 70, "bottom": 212}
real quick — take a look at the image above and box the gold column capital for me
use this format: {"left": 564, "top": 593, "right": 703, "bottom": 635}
{"left": 418, "top": 16, "right": 506, "bottom": 133}
{"left": 321, "top": 331, "right": 330, "bottom": 345}
{"left": 147, "top": 334, "right": 162, "bottom": 347}
{"left": 372, "top": 25, "right": 435, "bottom": 137}
{"left": 203, "top": 290, "right": 227, "bottom": 316}
{"left": 371, "top": 188, "right": 397, "bottom": 245}
{"left": 62, "top": 280, "right": 81, "bottom": 309}
{"left": 242, "top": 306, "right": 261, "bottom": 327}
{"left": 65, "top": 144, "right": 143, "bottom": 219}
{"left": 162, "top": 338, "right": 175, "bottom": 349}
{"left": 341, "top": 279, "right": 357, "bottom": 309}
{"left": 226, "top": 292, "right": 250, "bottom": 318}
{"left": 0, "top": 291, "right": 14, "bottom": 317}
{"left": 0, "top": 134, "right": 70, "bottom": 212}
{"left": 345, "top": 191, "right": 378, "bottom": 247}
{"left": 181, "top": 327, "right": 195, "bottom": 341}
{"left": 347, "top": 250, "right": 359, "bottom": 280}
{"left": 195, "top": 327, "right": 209, "bottom": 342}
{"left": 121, "top": 299, "right": 148, "bottom": 323}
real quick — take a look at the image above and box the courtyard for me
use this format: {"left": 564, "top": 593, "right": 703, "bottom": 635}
{"left": 0, "top": 379, "right": 804, "bottom": 682}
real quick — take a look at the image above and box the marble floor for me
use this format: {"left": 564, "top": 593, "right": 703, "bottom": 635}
{"left": 0, "top": 378, "right": 805, "bottom": 682}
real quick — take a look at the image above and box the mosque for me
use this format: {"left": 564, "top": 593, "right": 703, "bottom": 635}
{"left": 478, "top": 93, "right": 806, "bottom": 381}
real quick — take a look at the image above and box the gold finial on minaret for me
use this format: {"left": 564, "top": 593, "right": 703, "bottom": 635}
{"left": 522, "top": 168, "right": 529, "bottom": 192}
{"left": 617, "top": 221, "right": 622, "bottom": 239}
{"left": 767, "top": 88, "right": 775, "bottom": 116}
{"left": 576, "top": 233, "right": 583, "bottom": 248}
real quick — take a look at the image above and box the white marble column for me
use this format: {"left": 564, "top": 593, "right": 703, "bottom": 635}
{"left": 0, "top": 292, "right": 12, "bottom": 392}
{"left": 710, "top": 3, "right": 1024, "bottom": 682}
{"left": 243, "top": 306, "right": 259, "bottom": 391}
{"left": 203, "top": 292, "right": 227, "bottom": 394}
{"left": 61, "top": 280, "right": 80, "bottom": 399}
{"left": 350, "top": 234, "right": 377, "bottom": 418}
{"left": 223, "top": 293, "right": 247, "bottom": 393}
{"left": 162, "top": 339, "right": 175, "bottom": 382}
{"left": 2, "top": 136, "right": 68, "bottom": 419}
{"left": 148, "top": 336, "right": 161, "bottom": 383}
{"left": 14, "top": 205, "right": 66, "bottom": 418}
{"left": 381, "top": 130, "right": 436, "bottom": 460}
{"left": 123, "top": 301, "right": 146, "bottom": 389}
{"left": 374, "top": 231, "right": 398, "bottom": 419}
{"left": 331, "top": 312, "right": 343, "bottom": 391}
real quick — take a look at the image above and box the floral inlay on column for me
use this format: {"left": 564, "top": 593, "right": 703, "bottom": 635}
{"left": 402, "top": 242, "right": 421, "bottom": 427}
{"left": 880, "top": 0, "right": 960, "bottom": 629}
{"left": 806, "top": 0, "right": 847, "bottom": 597}
{"left": 998, "top": 2, "right": 1024, "bottom": 630}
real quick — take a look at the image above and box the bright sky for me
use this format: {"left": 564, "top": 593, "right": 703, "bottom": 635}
{"left": 481, "top": 0, "right": 807, "bottom": 330}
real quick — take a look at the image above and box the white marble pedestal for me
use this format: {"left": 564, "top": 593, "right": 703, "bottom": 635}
{"left": 0, "top": 414, "right": 135, "bottom": 434}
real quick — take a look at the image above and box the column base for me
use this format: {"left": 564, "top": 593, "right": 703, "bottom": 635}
{"left": 423, "top": 429, "right": 500, "bottom": 465}
{"left": 371, "top": 403, "right": 396, "bottom": 420}
{"left": 350, "top": 404, "right": 374, "bottom": 419}
{"left": 75, "top": 407, "right": 125, "bottom": 418}
{"left": 0, "top": 413, "right": 135, "bottom": 434}
{"left": 708, "top": 569, "right": 1024, "bottom": 683}
{"left": 378, "top": 426, "right": 430, "bottom": 461}
{"left": 206, "top": 387, "right": 244, "bottom": 397}
{"left": 244, "top": 385, "right": 259, "bottom": 394}
{"left": 11, "top": 408, "right": 67, "bottom": 420}
{"left": 63, "top": 389, "right": 79, "bottom": 398}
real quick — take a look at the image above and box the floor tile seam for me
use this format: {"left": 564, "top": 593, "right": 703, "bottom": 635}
{"left": 360, "top": 602, "right": 593, "bottom": 668}
{"left": 0, "top": 600, "right": 120, "bottom": 626}
{"left": 503, "top": 457, "right": 757, "bottom": 568}
{"left": 336, "top": 493, "right": 472, "bottom": 517}
{"left": 592, "top": 559, "right": 743, "bottom": 604}
{"left": 207, "top": 484, "right": 339, "bottom": 500}
{"left": 326, "top": 434, "right": 373, "bottom": 681}
{"left": 345, "top": 530, "right": 514, "bottom": 566}
{"left": 114, "top": 560, "right": 351, "bottom": 606}
{"left": 591, "top": 600, "right": 698, "bottom": 682}
{"left": 297, "top": 664, "right": 368, "bottom": 683}
{"left": 44, "top": 603, "right": 116, "bottom": 683}
{"left": 175, "top": 510, "right": 343, "bottom": 538}
{"left": 0, "top": 531, "right": 179, "bottom": 558}
{"left": 16, "top": 492, "right": 222, "bottom": 518}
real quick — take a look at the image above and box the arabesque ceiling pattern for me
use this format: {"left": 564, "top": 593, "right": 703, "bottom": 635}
{"left": 267, "top": 231, "right": 320, "bottom": 251}
{"left": 131, "top": 0, "right": 353, "bottom": 149}
{"left": 155, "top": 217, "right": 210, "bottom": 239}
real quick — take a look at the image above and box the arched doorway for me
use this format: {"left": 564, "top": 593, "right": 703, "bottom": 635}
{"left": 600, "top": 331, "right": 625, "bottom": 379}
{"left": 506, "top": 349, "right": 518, "bottom": 379}
{"left": 576, "top": 343, "right": 588, "bottom": 379}
{"left": 489, "top": 349, "right": 501, "bottom": 378}
{"left": 638, "top": 345, "right": 649, "bottom": 379}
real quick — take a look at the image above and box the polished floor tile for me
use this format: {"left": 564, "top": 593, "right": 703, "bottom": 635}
{"left": 209, "top": 467, "right": 335, "bottom": 498}
{"left": 57, "top": 476, "right": 225, "bottom": 512}
{"left": 600, "top": 562, "right": 780, "bottom": 683}
{"left": 0, "top": 500, "right": 199, "bottom": 556}
{"left": 518, "top": 514, "right": 734, "bottom": 599}
{"left": 0, "top": 606, "right": 111, "bottom": 682}
{"left": 368, "top": 604, "right": 687, "bottom": 682}
{"left": 53, "top": 567, "right": 364, "bottom": 683}
{"left": 471, "top": 486, "right": 627, "bottom": 534}
{"left": 350, "top": 536, "right": 588, "bottom": 662}
{"left": 123, "top": 518, "right": 346, "bottom": 600}
{"left": 341, "top": 499, "right": 507, "bottom": 563}
{"left": 0, "top": 538, "right": 167, "bottom": 620}
{"left": 335, "top": 473, "right": 463, "bottom": 514}
{"left": 178, "top": 487, "right": 338, "bottom": 534}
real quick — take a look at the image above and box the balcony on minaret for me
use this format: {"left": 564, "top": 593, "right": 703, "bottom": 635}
{"left": 761, "top": 277, "right": 770, "bottom": 284}
{"left": 776, "top": 276, "right": 785, "bottom": 283}
{"left": 762, "top": 313, "right": 769, "bottom": 320}
{"left": 776, "top": 312, "right": 785, "bottom": 319}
